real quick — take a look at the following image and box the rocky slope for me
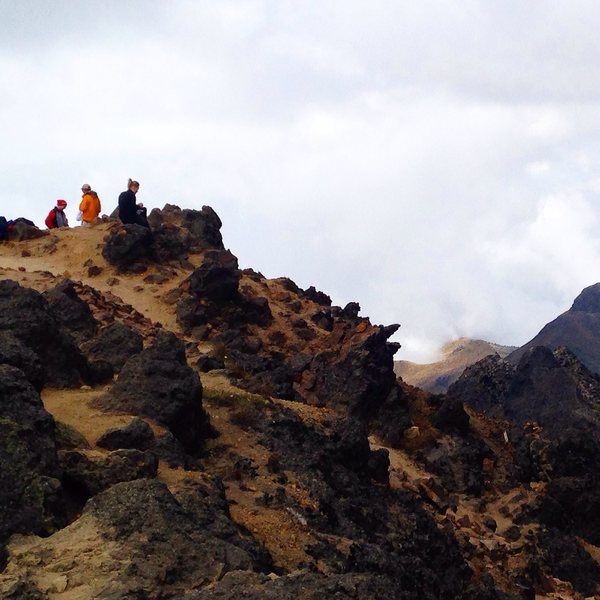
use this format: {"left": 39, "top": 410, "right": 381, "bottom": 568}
{"left": 509, "top": 283, "right": 600, "bottom": 375}
{"left": 0, "top": 206, "right": 598, "bottom": 598}
{"left": 396, "top": 338, "right": 517, "bottom": 393}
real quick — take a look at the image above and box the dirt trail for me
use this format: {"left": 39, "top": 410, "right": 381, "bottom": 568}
{"left": 0, "top": 224, "right": 200, "bottom": 331}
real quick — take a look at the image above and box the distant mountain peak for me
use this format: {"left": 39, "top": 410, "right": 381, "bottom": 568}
{"left": 395, "top": 337, "right": 517, "bottom": 394}
{"left": 570, "top": 282, "right": 600, "bottom": 313}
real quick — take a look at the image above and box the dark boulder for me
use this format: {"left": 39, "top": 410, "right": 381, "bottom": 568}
{"left": 59, "top": 448, "right": 158, "bottom": 498}
{"left": 302, "top": 325, "right": 400, "bottom": 417}
{"left": 0, "top": 280, "right": 88, "bottom": 388}
{"left": 0, "top": 330, "right": 44, "bottom": 392}
{"left": 530, "top": 529, "right": 600, "bottom": 597}
{"left": 43, "top": 279, "right": 97, "bottom": 344}
{"left": 147, "top": 204, "right": 224, "bottom": 251}
{"left": 173, "top": 477, "right": 273, "bottom": 572}
{"left": 151, "top": 224, "right": 192, "bottom": 262}
{"left": 102, "top": 223, "right": 154, "bottom": 272}
{"left": 434, "top": 396, "right": 470, "bottom": 435}
{"left": 80, "top": 322, "right": 143, "bottom": 372}
{"left": 303, "top": 286, "right": 332, "bottom": 306}
{"left": 96, "top": 417, "right": 155, "bottom": 451}
{"left": 96, "top": 331, "right": 213, "bottom": 454}
{"left": 368, "top": 385, "right": 412, "bottom": 448}
{"left": 0, "top": 365, "right": 65, "bottom": 564}
{"left": 188, "top": 249, "right": 240, "bottom": 302}
{"left": 79, "top": 479, "right": 265, "bottom": 596}
{"left": 8, "top": 221, "right": 47, "bottom": 241}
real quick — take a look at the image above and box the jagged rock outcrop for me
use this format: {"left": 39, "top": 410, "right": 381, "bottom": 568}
{"left": 102, "top": 223, "right": 154, "bottom": 272}
{"left": 0, "top": 479, "right": 271, "bottom": 598}
{"left": 59, "top": 449, "right": 158, "bottom": 498}
{"left": 0, "top": 331, "right": 45, "bottom": 392}
{"left": 189, "top": 249, "right": 240, "bottom": 301}
{"left": 446, "top": 346, "right": 600, "bottom": 437}
{"left": 96, "top": 417, "right": 155, "bottom": 451}
{"left": 176, "top": 257, "right": 401, "bottom": 415}
{"left": 43, "top": 279, "right": 98, "bottom": 344}
{"left": 147, "top": 203, "right": 225, "bottom": 252}
{"left": 102, "top": 204, "right": 226, "bottom": 271}
{"left": 80, "top": 322, "right": 143, "bottom": 373}
{"left": 509, "top": 282, "right": 600, "bottom": 375}
{"left": 0, "top": 280, "right": 88, "bottom": 388}
{"left": 189, "top": 398, "right": 482, "bottom": 599}
{"left": 0, "top": 365, "right": 65, "bottom": 568}
{"left": 95, "top": 331, "right": 213, "bottom": 454}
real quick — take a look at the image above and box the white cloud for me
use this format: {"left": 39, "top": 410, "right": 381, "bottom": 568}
{"left": 2, "top": 1, "right": 600, "bottom": 362}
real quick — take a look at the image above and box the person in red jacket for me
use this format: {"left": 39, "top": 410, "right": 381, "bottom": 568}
{"left": 45, "top": 199, "right": 69, "bottom": 229}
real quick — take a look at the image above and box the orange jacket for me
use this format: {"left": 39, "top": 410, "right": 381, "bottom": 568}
{"left": 79, "top": 192, "right": 101, "bottom": 223}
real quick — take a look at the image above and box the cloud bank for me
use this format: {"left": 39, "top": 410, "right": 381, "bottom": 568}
{"left": 2, "top": 1, "right": 600, "bottom": 361}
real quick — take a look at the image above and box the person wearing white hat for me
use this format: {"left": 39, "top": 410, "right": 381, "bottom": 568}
{"left": 79, "top": 183, "right": 101, "bottom": 226}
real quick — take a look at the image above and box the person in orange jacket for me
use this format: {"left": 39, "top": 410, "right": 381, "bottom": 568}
{"left": 45, "top": 199, "right": 69, "bottom": 229}
{"left": 79, "top": 183, "right": 101, "bottom": 226}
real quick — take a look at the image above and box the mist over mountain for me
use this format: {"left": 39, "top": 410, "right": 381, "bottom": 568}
{"left": 395, "top": 338, "right": 517, "bottom": 393}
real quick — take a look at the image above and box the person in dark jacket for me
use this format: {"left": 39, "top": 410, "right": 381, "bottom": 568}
{"left": 118, "top": 179, "right": 141, "bottom": 225}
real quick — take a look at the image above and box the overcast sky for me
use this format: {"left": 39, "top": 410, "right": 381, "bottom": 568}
{"left": 2, "top": 1, "right": 600, "bottom": 361}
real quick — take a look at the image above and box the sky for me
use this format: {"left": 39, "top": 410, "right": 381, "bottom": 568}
{"left": 2, "top": 1, "right": 600, "bottom": 362}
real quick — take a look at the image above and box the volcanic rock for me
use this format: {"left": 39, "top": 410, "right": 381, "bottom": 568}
{"left": 0, "top": 280, "right": 88, "bottom": 388}
{"left": 96, "top": 417, "right": 155, "bottom": 451}
{"left": 59, "top": 448, "right": 158, "bottom": 498}
{"left": 188, "top": 249, "right": 240, "bottom": 302}
{"left": 147, "top": 203, "right": 225, "bottom": 251}
{"left": 0, "top": 330, "right": 45, "bottom": 392}
{"left": 0, "top": 365, "right": 64, "bottom": 566}
{"left": 80, "top": 321, "right": 143, "bottom": 372}
{"left": 509, "top": 282, "right": 600, "bottom": 375}
{"left": 96, "top": 331, "right": 213, "bottom": 454}
{"left": 0, "top": 479, "right": 270, "bottom": 598}
{"left": 102, "top": 223, "right": 154, "bottom": 272}
{"left": 43, "top": 279, "right": 98, "bottom": 343}
{"left": 447, "top": 347, "right": 600, "bottom": 437}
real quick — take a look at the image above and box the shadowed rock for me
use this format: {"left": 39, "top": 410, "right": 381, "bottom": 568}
{"left": 96, "top": 331, "right": 213, "bottom": 454}
{"left": 447, "top": 347, "right": 600, "bottom": 437}
{"left": 0, "top": 280, "right": 88, "bottom": 388}
{"left": 59, "top": 448, "right": 158, "bottom": 497}
{"left": 102, "top": 223, "right": 154, "bottom": 272}
{"left": 80, "top": 322, "right": 143, "bottom": 373}
{"left": 509, "top": 282, "right": 600, "bottom": 375}
{"left": 188, "top": 249, "right": 240, "bottom": 302}
{"left": 43, "top": 279, "right": 98, "bottom": 344}
{"left": 0, "top": 365, "right": 65, "bottom": 567}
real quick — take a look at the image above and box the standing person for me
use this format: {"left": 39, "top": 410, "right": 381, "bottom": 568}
{"left": 79, "top": 183, "right": 101, "bottom": 226}
{"left": 45, "top": 200, "right": 69, "bottom": 229}
{"left": 118, "top": 178, "right": 142, "bottom": 225}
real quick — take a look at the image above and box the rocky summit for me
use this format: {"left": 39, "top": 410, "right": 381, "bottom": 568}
{"left": 0, "top": 206, "right": 599, "bottom": 598}
{"left": 509, "top": 282, "right": 600, "bottom": 375}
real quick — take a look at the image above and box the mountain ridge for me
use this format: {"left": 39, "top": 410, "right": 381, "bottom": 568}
{"left": 0, "top": 207, "right": 598, "bottom": 597}
{"left": 395, "top": 337, "right": 517, "bottom": 393}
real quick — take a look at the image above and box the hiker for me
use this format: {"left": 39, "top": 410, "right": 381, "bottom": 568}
{"left": 118, "top": 178, "right": 149, "bottom": 228}
{"left": 78, "top": 183, "right": 101, "bottom": 226}
{"left": 45, "top": 200, "right": 69, "bottom": 229}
